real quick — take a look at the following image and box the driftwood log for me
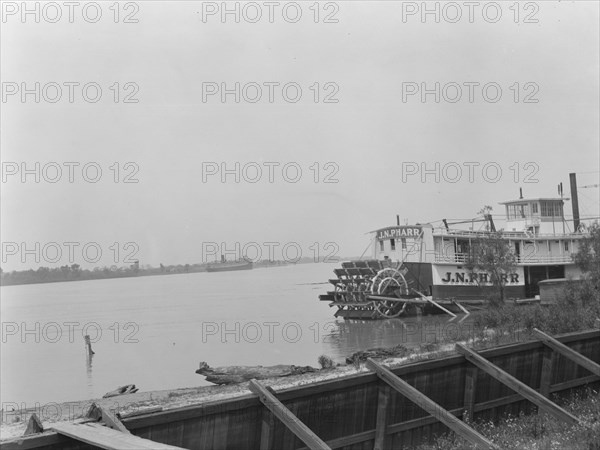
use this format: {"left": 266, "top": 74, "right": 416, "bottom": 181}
{"left": 346, "top": 345, "right": 411, "bottom": 364}
{"left": 196, "top": 362, "right": 316, "bottom": 385}
{"left": 102, "top": 384, "right": 138, "bottom": 398}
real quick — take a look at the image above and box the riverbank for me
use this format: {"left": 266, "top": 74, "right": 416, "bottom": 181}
{"left": 0, "top": 341, "right": 458, "bottom": 441}
{"left": 3, "top": 327, "right": 598, "bottom": 450}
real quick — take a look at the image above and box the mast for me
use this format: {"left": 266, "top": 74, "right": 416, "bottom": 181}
{"left": 569, "top": 173, "right": 580, "bottom": 231}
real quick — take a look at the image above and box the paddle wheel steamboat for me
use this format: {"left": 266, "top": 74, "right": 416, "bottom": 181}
{"left": 320, "top": 173, "right": 593, "bottom": 319}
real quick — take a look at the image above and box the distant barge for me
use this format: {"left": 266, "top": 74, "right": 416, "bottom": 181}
{"left": 320, "top": 174, "right": 589, "bottom": 319}
{"left": 206, "top": 255, "right": 253, "bottom": 273}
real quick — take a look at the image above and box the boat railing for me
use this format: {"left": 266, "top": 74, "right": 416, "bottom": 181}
{"left": 433, "top": 228, "right": 585, "bottom": 239}
{"left": 434, "top": 253, "right": 575, "bottom": 264}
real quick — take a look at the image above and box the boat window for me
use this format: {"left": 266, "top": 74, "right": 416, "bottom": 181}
{"left": 507, "top": 203, "right": 529, "bottom": 220}
{"left": 390, "top": 239, "right": 396, "bottom": 251}
{"left": 540, "top": 201, "right": 563, "bottom": 217}
{"left": 532, "top": 203, "right": 538, "bottom": 214}
{"left": 401, "top": 238, "right": 407, "bottom": 249}
{"left": 379, "top": 240, "right": 384, "bottom": 252}
{"left": 564, "top": 241, "right": 569, "bottom": 252}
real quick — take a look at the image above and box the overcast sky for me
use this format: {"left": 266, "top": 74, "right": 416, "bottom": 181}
{"left": 1, "top": 1, "right": 599, "bottom": 270}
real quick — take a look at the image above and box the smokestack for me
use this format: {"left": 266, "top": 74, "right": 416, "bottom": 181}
{"left": 569, "top": 173, "right": 580, "bottom": 231}
{"left": 396, "top": 215, "right": 400, "bottom": 226}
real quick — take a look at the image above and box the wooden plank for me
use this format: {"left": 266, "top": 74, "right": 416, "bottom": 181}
{"left": 462, "top": 367, "right": 477, "bottom": 422}
{"left": 248, "top": 380, "right": 331, "bottom": 450}
{"left": 99, "top": 405, "right": 130, "bottom": 433}
{"left": 540, "top": 347, "right": 555, "bottom": 397}
{"left": 366, "top": 295, "right": 428, "bottom": 305}
{"left": 456, "top": 343, "right": 580, "bottom": 425}
{"left": 534, "top": 328, "right": 600, "bottom": 376}
{"left": 259, "top": 409, "right": 276, "bottom": 450}
{"left": 51, "top": 422, "right": 185, "bottom": 449}
{"left": 373, "top": 384, "right": 390, "bottom": 450}
{"left": 425, "top": 297, "right": 457, "bottom": 318}
{"left": 550, "top": 374, "right": 600, "bottom": 392}
{"left": 365, "top": 359, "right": 499, "bottom": 450}
{"left": 414, "top": 290, "right": 457, "bottom": 317}
{"left": 451, "top": 299, "right": 470, "bottom": 315}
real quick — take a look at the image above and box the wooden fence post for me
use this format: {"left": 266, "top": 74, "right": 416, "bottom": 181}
{"left": 366, "top": 359, "right": 500, "bottom": 450}
{"left": 456, "top": 344, "right": 579, "bottom": 425}
{"left": 534, "top": 328, "right": 600, "bottom": 376}
{"left": 373, "top": 384, "right": 390, "bottom": 450}
{"left": 249, "top": 380, "right": 331, "bottom": 450}
{"left": 259, "top": 409, "right": 276, "bottom": 450}
{"left": 463, "top": 367, "right": 478, "bottom": 422}
{"left": 539, "top": 347, "right": 554, "bottom": 398}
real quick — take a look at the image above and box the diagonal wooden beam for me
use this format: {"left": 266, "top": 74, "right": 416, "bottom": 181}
{"left": 249, "top": 379, "right": 331, "bottom": 450}
{"left": 23, "top": 413, "right": 44, "bottom": 436}
{"left": 365, "top": 358, "right": 500, "bottom": 450}
{"left": 533, "top": 328, "right": 600, "bottom": 376}
{"left": 456, "top": 343, "right": 580, "bottom": 425}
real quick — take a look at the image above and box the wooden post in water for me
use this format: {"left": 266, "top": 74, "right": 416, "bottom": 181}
{"left": 84, "top": 335, "right": 95, "bottom": 356}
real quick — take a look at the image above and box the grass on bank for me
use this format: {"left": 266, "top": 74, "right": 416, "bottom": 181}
{"left": 414, "top": 388, "right": 600, "bottom": 450}
{"left": 468, "top": 280, "right": 600, "bottom": 350}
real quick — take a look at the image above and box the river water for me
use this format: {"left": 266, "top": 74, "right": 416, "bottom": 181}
{"left": 1, "top": 263, "right": 472, "bottom": 406}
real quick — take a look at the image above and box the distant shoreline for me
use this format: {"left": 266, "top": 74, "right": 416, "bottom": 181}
{"left": 0, "top": 258, "right": 348, "bottom": 287}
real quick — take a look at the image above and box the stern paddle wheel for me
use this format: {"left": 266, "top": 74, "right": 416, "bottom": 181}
{"left": 319, "top": 260, "right": 420, "bottom": 319}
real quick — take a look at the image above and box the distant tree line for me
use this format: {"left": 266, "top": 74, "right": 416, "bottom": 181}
{"left": 0, "top": 259, "right": 294, "bottom": 286}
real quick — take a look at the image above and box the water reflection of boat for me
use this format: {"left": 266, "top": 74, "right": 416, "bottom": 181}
{"left": 206, "top": 255, "right": 253, "bottom": 273}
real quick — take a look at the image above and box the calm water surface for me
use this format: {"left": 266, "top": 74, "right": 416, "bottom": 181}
{"left": 1, "top": 263, "right": 469, "bottom": 405}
